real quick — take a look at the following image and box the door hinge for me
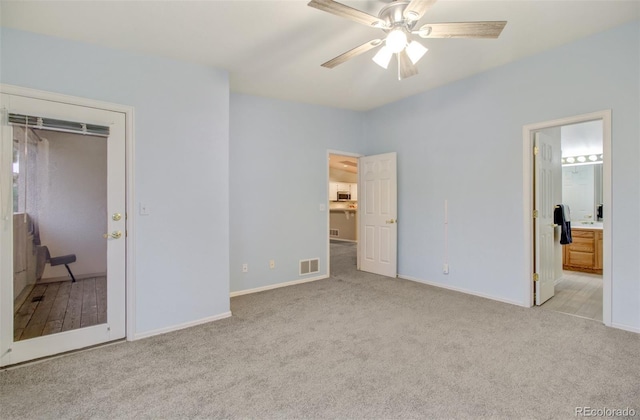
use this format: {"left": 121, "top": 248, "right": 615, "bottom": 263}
{"left": 533, "top": 146, "right": 539, "bottom": 156}
{"left": 533, "top": 210, "right": 539, "bottom": 218}
{"left": 533, "top": 273, "right": 539, "bottom": 282}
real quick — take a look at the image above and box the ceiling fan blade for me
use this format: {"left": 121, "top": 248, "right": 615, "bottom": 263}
{"left": 416, "top": 21, "right": 507, "bottom": 39}
{"left": 321, "top": 39, "right": 383, "bottom": 69}
{"left": 403, "top": 0, "right": 438, "bottom": 21}
{"left": 398, "top": 50, "right": 419, "bottom": 80}
{"left": 308, "top": 0, "right": 387, "bottom": 28}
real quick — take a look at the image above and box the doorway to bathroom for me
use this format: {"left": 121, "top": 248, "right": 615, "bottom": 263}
{"left": 524, "top": 110, "right": 610, "bottom": 325}
{"left": 541, "top": 120, "right": 604, "bottom": 321}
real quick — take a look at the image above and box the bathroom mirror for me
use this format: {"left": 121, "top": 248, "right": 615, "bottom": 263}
{"left": 562, "top": 163, "right": 603, "bottom": 222}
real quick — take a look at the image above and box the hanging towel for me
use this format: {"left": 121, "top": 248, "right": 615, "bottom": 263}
{"left": 554, "top": 204, "right": 572, "bottom": 245}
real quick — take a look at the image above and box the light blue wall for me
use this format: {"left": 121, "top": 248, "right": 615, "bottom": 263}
{"left": 1, "top": 28, "right": 231, "bottom": 334}
{"left": 363, "top": 21, "right": 640, "bottom": 331}
{"left": 230, "top": 94, "right": 363, "bottom": 292}
{"left": 2, "top": 20, "right": 638, "bottom": 333}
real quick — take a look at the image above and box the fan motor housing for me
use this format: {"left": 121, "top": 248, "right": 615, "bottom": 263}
{"left": 378, "top": 1, "right": 418, "bottom": 32}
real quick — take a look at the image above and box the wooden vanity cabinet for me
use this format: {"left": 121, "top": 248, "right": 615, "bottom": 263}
{"left": 595, "top": 230, "right": 603, "bottom": 270}
{"left": 562, "top": 228, "right": 603, "bottom": 274}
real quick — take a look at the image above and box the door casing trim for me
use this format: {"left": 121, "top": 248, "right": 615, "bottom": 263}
{"left": 522, "top": 110, "right": 611, "bottom": 326}
{"left": 0, "top": 84, "right": 137, "bottom": 340}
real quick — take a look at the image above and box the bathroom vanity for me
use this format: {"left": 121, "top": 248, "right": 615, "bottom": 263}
{"left": 562, "top": 226, "right": 603, "bottom": 274}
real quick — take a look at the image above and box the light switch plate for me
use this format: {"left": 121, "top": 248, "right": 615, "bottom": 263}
{"left": 139, "top": 203, "right": 150, "bottom": 216}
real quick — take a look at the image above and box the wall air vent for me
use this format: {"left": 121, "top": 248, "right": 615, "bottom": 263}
{"left": 300, "top": 258, "right": 320, "bottom": 275}
{"left": 329, "top": 229, "right": 339, "bottom": 237}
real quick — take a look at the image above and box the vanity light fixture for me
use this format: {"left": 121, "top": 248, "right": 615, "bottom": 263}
{"left": 562, "top": 154, "right": 603, "bottom": 166}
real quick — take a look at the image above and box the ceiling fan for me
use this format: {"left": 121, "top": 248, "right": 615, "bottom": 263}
{"left": 308, "top": 0, "right": 507, "bottom": 80}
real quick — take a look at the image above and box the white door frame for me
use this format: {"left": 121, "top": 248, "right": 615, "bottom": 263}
{"left": 0, "top": 84, "right": 137, "bottom": 342}
{"left": 326, "top": 149, "right": 362, "bottom": 275}
{"left": 522, "top": 110, "right": 611, "bottom": 326}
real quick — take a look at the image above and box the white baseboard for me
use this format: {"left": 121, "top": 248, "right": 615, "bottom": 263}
{"left": 131, "top": 311, "right": 232, "bottom": 341}
{"left": 230, "top": 274, "right": 329, "bottom": 297}
{"left": 398, "top": 274, "right": 526, "bottom": 307}
{"left": 611, "top": 322, "right": 640, "bottom": 334}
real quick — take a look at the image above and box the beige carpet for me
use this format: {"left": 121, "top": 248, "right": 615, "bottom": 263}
{"left": 1, "top": 242, "right": 638, "bottom": 419}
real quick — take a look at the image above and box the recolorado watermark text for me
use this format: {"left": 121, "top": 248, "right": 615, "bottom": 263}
{"left": 575, "top": 407, "right": 637, "bottom": 417}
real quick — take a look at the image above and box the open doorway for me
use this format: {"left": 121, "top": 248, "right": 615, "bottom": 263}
{"left": 328, "top": 153, "right": 358, "bottom": 277}
{"left": 525, "top": 111, "right": 611, "bottom": 325}
{"left": 540, "top": 120, "right": 604, "bottom": 321}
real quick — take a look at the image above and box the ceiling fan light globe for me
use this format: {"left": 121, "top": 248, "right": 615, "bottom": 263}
{"left": 372, "top": 46, "right": 393, "bottom": 69}
{"left": 386, "top": 29, "right": 408, "bottom": 54}
{"left": 406, "top": 41, "right": 428, "bottom": 64}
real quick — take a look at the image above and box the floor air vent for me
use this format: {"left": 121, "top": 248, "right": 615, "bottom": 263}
{"left": 300, "top": 258, "right": 320, "bottom": 275}
{"left": 329, "top": 229, "right": 339, "bottom": 237}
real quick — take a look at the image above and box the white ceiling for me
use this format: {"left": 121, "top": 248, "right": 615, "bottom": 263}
{"left": 1, "top": 1, "right": 638, "bottom": 111}
{"left": 329, "top": 153, "right": 358, "bottom": 173}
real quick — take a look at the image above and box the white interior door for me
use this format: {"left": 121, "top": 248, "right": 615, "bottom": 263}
{"left": 358, "top": 152, "right": 397, "bottom": 277}
{"left": 0, "top": 93, "right": 126, "bottom": 366}
{"left": 534, "top": 132, "right": 555, "bottom": 305}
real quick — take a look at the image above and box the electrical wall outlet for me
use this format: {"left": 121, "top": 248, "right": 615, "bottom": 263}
{"left": 269, "top": 260, "right": 275, "bottom": 269}
{"left": 242, "top": 263, "right": 248, "bottom": 273}
{"left": 443, "top": 264, "right": 449, "bottom": 274}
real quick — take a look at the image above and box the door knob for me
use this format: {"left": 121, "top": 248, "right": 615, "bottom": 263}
{"left": 103, "top": 231, "right": 122, "bottom": 239}
{"left": 112, "top": 213, "right": 122, "bottom": 221}
{"left": 386, "top": 219, "right": 397, "bottom": 224}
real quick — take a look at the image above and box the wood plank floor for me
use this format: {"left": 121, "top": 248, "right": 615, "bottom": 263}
{"left": 14, "top": 277, "right": 107, "bottom": 341}
{"left": 541, "top": 271, "right": 603, "bottom": 321}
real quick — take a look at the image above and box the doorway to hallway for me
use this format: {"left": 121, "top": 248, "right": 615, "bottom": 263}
{"left": 328, "top": 152, "right": 359, "bottom": 274}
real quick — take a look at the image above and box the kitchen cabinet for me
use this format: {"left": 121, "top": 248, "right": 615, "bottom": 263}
{"left": 329, "top": 183, "right": 339, "bottom": 201}
{"left": 337, "top": 183, "right": 350, "bottom": 192}
{"left": 562, "top": 228, "right": 603, "bottom": 274}
{"left": 349, "top": 183, "right": 358, "bottom": 201}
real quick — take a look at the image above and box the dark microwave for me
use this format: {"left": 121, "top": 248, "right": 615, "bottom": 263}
{"left": 337, "top": 191, "right": 351, "bottom": 201}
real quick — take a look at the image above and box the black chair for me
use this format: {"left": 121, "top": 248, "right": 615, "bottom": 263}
{"left": 45, "top": 247, "right": 77, "bottom": 282}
